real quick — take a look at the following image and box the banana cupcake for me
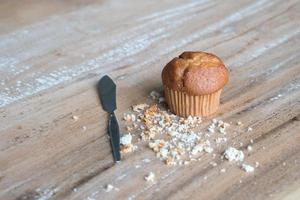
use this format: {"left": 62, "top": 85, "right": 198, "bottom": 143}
{"left": 162, "top": 51, "right": 229, "bottom": 117}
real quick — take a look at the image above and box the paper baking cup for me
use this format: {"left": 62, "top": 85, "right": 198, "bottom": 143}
{"left": 164, "top": 86, "right": 222, "bottom": 117}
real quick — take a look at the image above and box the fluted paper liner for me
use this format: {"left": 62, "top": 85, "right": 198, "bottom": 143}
{"left": 164, "top": 86, "right": 222, "bottom": 117}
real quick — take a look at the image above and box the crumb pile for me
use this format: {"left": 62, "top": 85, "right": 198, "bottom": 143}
{"left": 121, "top": 91, "right": 255, "bottom": 172}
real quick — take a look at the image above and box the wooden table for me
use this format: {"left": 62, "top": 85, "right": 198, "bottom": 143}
{"left": 1, "top": 0, "right": 300, "bottom": 199}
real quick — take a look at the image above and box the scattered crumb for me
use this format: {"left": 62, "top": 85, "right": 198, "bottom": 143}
{"left": 203, "top": 176, "right": 207, "bottom": 180}
{"left": 210, "top": 162, "right": 217, "bottom": 167}
{"left": 123, "top": 113, "right": 136, "bottom": 122}
{"left": 239, "top": 142, "right": 243, "bottom": 147}
{"left": 208, "top": 127, "right": 215, "bottom": 133}
{"left": 150, "top": 90, "right": 161, "bottom": 100}
{"left": 104, "top": 184, "right": 114, "bottom": 192}
{"left": 184, "top": 161, "right": 190, "bottom": 165}
{"left": 34, "top": 188, "right": 58, "bottom": 200}
{"left": 204, "top": 145, "right": 214, "bottom": 153}
{"left": 158, "top": 97, "right": 165, "bottom": 103}
{"left": 255, "top": 161, "right": 260, "bottom": 168}
{"left": 126, "top": 125, "right": 132, "bottom": 131}
{"left": 262, "top": 146, "right": 266, "bottom": 150}
{"left": 247, "top": 145, "right": 253, "bottom": 152}
{"left": 208, "top": 121, "right": 216, "bottom": 133}
{"left": 224, "top": 147, "right": 244, "bottom": 162}
{"left": 237, "top": 121, "right": 243, "bottom": 126}
{"left": 145, "top": 172, "right": 155, "bottom": 182}
{"left": 120, "top": 133, "right": 136, "bottom": 153}
{"left": 142, "top": 158, "right": 151, "bottom": 163}
{"left": 132, "top": 104, "right": 149, "bottom": 112}
{"left": 220, "top": 168, "right": 226, "bottom": 173}
{"left": 72, "top": 115, "right": 79, "bottom": 121}
{"left": 73, "top": 188, "right": 78, "bottom": 192}
{"left": 242, "top": 163, "right": 255, "bottom": 173}
{"left": 217, "top": 120, "right": 230, "bottom": 134}
{"left": 282, "top": 162, "right": 286, "bottom": 166}
{"left": 239, "top": 180, "right": 242, "bottom": 183}
{"left": 82, "top": 126, "right": 87, "bottom": 131}
{"left": 135, "top": 165, "right": 141, "bottom": 169}
{"left": 120, "top": 133, "right": 132, "bottom": 146}
{"left": 247, "top": 127, "right": 253, "bottom": 132}
{"left": 250, "top": 139, "right": 254, "bottom": 144}
{"left": 215, "top": 137, "right": 227, "bottom": 144}
{"left": 191, "top": 144, "right": 203, "bottom": 155}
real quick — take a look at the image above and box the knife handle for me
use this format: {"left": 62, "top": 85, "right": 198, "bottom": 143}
{"left": 108, "top": 112, "right": 121, "bottom": 162}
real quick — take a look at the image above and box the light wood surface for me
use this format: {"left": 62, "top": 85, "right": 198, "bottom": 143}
{"left": 1, "top": 0, "right": 300, "bottom": 199}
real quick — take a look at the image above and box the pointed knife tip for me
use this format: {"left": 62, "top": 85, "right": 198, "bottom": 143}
{"left": 100, "top": 75, "right": 111, "bottom": 81}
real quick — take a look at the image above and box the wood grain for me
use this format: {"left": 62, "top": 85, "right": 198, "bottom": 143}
{"left": 0, "top": 0, "right": 300, "bottom": 199}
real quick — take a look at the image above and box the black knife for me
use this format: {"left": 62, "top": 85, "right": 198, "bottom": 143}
{"left": 97, "top": 75, "right": 121, "bottom": 162}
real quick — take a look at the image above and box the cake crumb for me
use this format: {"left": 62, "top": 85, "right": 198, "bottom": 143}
{"left": 132, "top": 104, "right": 149, "bottom": 112}
{"left": 242, "top": 163, "right": 255, "bottom": 173}
{"left": 120, "top": 133, "right": 136, "bottom": 153}
{"left": 150, "top": 90, "right": 161, "bottom": 100}
{"left": 220, "top": 168, "right": 226, "bottom": 173}
{"left": 72, "top": 115, "right": 79, "bottom": 121}
{"left": 204, "top": 146, "right": 214, "bottom": 153}
{"left": 224, "top": 147, "right": 244, "bottom": 162}
{"left": 255, "top": 161, "right": 260, "bottom": 168}
{"left": 247, "top": 127, "right": 253, "bottom": 132}
{"left": 282, "top": 162, "right": 286, "bottom": 166}
{"left": 247, "top": 145, "right": 253, "bottom": 152}
{"left": 123, "top": 114, "right": 136, "bottom": 122}
{"left": 135, "top": 165, "right": 141, "bottom": 169}
{"left": 208, "top": 127, "right": 215, "bottom": 133}
{"left": 145, "top": 172, "right": 155, "bottom": 182}
{"left": 215, "top": 137, "right": 227, "bottom": 144}
{"left": 143, "top": 158, "right": 151, "bottom": 163}
{"left": 82, "top": 126, "right": 87, "bottom": 131}
{"left": 120, "top": 133, "right": 132, "bottom": 145}
{"left": 158, "top": 97, "right": 165, "bottom": 103}
{"left": 191, "top": 144, "right": 203, "bottom": 155}
{"left": 217, "top": 120, "right": 230, "bottom": 134}
{"left": 208, "top": 122, "right": 216, "bottom": 133}
{"left": 237, "top": 121, "right": 243, "bottom": 126}
{"left": 184, "top": 161, "right": 190, "bottom": 165}
{"left": 104, "top": 184, "right": 114, "bottom": 192}
{"left": 250, "top": 139, "right": 254, "bottom": 144}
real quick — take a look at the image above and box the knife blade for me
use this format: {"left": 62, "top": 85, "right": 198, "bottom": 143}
{"left": 98, "top": 75, "right": 121, "bottom": 162}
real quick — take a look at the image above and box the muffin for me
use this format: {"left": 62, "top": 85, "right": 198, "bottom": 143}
{"left": 162, "top": 51, "right": 229, "bottom": 117}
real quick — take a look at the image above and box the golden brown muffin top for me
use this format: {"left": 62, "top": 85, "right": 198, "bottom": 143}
{"left": 162, "top": 51, "right": 229, "bottom": 95}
